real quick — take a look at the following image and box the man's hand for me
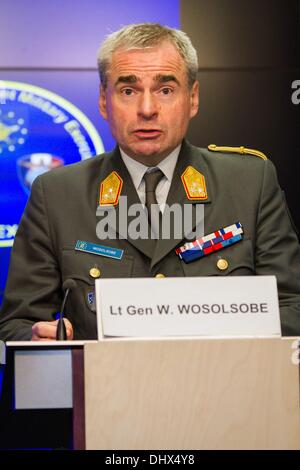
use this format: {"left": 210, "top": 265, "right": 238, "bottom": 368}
{"left": 31, "top": 319, "right": 74, "bottom": 341}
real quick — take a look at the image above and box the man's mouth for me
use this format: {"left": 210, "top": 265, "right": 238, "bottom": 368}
{"left": 133, "top": 129, "right": 163, "bottom": 139}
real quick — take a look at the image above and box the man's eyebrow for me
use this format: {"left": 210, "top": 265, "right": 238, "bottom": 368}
{"left": 154, "top": 74, "right": 180, "bottom": 85}
{"left": 115, "top": 75, "right": 139, "bottom": 86}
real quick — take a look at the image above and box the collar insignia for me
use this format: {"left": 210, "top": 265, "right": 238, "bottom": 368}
{"left": 99, "top": 171, "right": 123, "bottom": 206}
{"left": 181, "top": 166, "right": 208, "bottom": 200}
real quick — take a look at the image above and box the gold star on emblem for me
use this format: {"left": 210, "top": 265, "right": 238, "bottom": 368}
{"left": 0, "top": 122, "right": 19, "bottom": 143}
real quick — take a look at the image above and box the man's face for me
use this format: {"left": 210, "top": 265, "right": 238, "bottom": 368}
{"left": 99, "top": 41, "right": 199, "bottom": 165}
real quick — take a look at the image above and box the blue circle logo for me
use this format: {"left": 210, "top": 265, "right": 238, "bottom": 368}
{"left": 0, "top": 80, "right": 104, "bottom": 248}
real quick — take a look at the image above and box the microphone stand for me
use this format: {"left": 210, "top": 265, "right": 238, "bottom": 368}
{"left": 56, "top": 288, "right": 70, "bottom": 340}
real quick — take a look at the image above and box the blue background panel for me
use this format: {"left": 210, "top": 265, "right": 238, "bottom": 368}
{"left": 0, "top": 1, "right": 180, "bottom": 305}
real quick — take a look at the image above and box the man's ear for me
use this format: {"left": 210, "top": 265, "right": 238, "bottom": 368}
{"left": 99, "top": 85, "right": 108, "bottom": 120}
{"left": 189, "top": 80, "right": 199, "bottom": 119}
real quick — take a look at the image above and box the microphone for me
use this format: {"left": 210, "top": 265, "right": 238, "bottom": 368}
{"left": 56, "top": 279, "right": 77, "bottom": 340}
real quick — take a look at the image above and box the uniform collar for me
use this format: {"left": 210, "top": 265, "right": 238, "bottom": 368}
{"left": 97, "top": 141, "right": 211, "bottom": 263}
{"left": 119, "top": 145, "right": 181, "bottom": 190}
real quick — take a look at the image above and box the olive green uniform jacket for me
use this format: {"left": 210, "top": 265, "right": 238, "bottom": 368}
{"left": 1, "top": 141, "right": 300, "bottom": 340}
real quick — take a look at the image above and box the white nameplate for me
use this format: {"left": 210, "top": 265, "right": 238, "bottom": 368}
{"left": 95, "top": 276, "right": 281, "bottom": 338}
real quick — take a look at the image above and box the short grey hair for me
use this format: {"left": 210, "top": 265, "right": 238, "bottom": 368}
{"left": 97, "top": 23, "right": 198, "bottom": 89}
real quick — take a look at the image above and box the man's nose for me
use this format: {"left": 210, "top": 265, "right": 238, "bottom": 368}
{"left": 137, "top": 91, "right": 159, "bottom": 119}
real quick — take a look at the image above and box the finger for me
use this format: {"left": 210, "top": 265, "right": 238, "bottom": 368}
{"left": 31, "top": 321, "right": 58, "bottom": 340}
{"left": 31, "top": 335, "right": 55, "bottom": 342}
{"left": 63, "top": 319, "right": 74, "bottom": 340}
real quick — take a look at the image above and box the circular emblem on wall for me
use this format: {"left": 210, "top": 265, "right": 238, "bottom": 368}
{"left": 0, "top": 80, "right": 104, "bottom": 248}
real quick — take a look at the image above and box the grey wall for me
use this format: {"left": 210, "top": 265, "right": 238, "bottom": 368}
{"left": 182, "top": 0, "right": 300, "bottom": 230}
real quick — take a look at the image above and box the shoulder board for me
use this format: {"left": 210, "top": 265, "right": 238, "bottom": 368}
{"left": 208, "top": 144, "right": 268, "bottom": 160}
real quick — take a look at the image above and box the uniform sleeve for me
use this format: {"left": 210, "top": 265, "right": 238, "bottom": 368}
{"left": 0, "top": 176, "right": 62, "bottom": 341}
{"left": 255, "top": 159, "right": 300, "bottom": 335}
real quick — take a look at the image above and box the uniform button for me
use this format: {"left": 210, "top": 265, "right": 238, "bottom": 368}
{"left": 155, "top": 273, "right": 165, "bottom": 278}
{"left": 89, "top": 267, "right": 101, "bottom": 278}
{"left": 217, "top": 259, "right": 228, "bottom": 271}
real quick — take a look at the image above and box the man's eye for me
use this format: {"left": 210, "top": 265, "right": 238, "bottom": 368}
{"left": 161, "top": 88, "right": 172, "bottom": 95}
{"left": 122, "top": 88, "right": 134, "bottom": 96}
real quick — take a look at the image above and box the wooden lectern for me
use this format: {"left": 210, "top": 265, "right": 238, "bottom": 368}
{"left": 3, "top": 337, "right": 300, "bottom": 449}
{"left": 73, "top": 337, "right": 300, "bottom": 450}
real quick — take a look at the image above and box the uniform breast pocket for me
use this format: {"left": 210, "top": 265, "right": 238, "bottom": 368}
{"left": 61, "top": 247, "right": 134, "bottom": 283}
{"left": 181, "top": 239, "right": 255, "bottom": 277}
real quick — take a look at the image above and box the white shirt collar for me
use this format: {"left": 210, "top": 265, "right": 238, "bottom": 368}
{"left": 120, "top": 144, "right": 181, "bottom": 191}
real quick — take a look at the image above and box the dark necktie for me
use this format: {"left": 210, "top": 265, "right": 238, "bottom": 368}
{"left": 144, "top": 168, "right": 164, "bottom": 239}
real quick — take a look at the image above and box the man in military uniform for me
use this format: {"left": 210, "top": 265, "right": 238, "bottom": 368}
{"left": 0, "top": 23, "right": 300, "bottom": 340}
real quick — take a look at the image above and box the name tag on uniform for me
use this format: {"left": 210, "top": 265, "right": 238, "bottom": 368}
{"left": 75, "top": 240, "right": 124, "bottom": 260}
